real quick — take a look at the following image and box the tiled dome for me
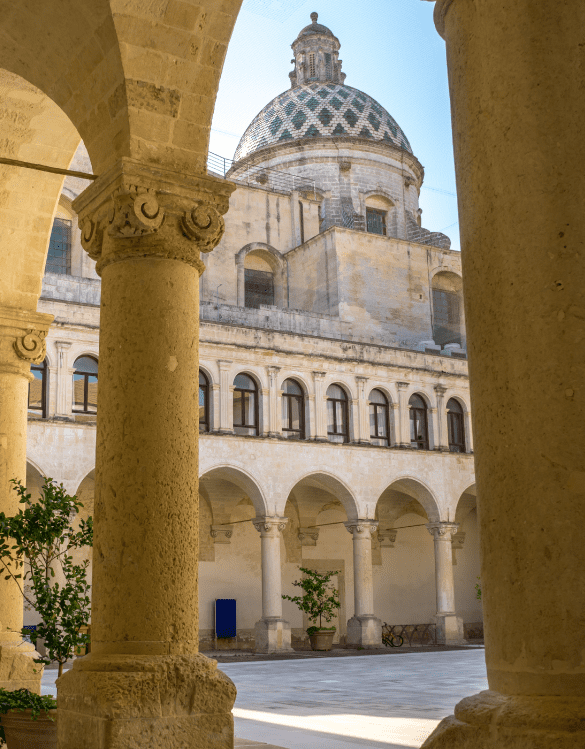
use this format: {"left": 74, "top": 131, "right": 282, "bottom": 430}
{"left": 233, "top": 82, "right": 413, "bottom": 163}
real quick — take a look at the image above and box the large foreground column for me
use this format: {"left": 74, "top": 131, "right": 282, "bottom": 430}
{"left": 57, "top": 160, "right": 237, "bottom": 749}
{"left": 345, "top": 520, "right": 382, "bottom": 648}
{"left": 422, "top": 1, "right": 585, "bottom": 746}
{"left": 253, "top": 517, "right": 293, "bottom": 653}
{"left": 0, "top": 308, "right": 52, "bottom": 693}
{"left": 426, "top": 522, "right": 464, "bottom": 644}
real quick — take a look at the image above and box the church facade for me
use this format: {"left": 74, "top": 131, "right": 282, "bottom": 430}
{"left": 26, "top": 14, "right": 480, "bottom": 652}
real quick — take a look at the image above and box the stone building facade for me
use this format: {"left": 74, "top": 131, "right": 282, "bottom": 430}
{"left": 26, "top": 14, "right": 480, "bottom": 652}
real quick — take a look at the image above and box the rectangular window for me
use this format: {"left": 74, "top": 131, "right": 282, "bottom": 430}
{"left": 299, "top": 201, "right": 305, "bottom": 244}
{"left": 366, "top": 208, "right": 386, "bottom": 236}
{"left": 432, "top": 289, "right": 461, "bottom": 346}
{"left": 325, "top": 52, "right": 332, "bottom": 80}
{"left": 244, "top": 269, "right": 274, "bottom": 308}
{"left": 46, "top": 218, "right": 72, "bottom": 275}
{"left": 309, "top": 53, "right": 316, "bottom": 78}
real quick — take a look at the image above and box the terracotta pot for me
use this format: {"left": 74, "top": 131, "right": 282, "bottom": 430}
{"left": 0, "top": 708, "right": 57, "bottom": 749}
{"left": 308, "top": 629, "right": 336, "bottom": 651}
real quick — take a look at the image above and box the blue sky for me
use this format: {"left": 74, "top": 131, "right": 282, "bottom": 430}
{"left": 210, "top": 0, "right": 460, "bottom": 250}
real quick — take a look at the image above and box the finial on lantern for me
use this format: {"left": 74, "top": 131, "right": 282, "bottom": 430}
{"left": 310, "top": 12, "right": 318, "bottom": 23}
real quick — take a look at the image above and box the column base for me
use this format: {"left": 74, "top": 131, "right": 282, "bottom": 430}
{"left": 56, "top": 652, "right": 236, "bottom": 749}
{"left": 434, "top": 614, "right": 465, "bottom": 645}
{"left": 421, "top": 690, "right": 585, "bottom": 749}
{"left": 0, "top": 643, "right": 43, "bottom": 694}
{"left": 254, "top": 618, "right": 293, "bottom": 654}
{"left": 346, "top": 615, "right": 382, "bottom": 648}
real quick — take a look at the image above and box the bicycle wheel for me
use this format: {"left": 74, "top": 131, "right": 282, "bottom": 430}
{"left": 389, "top": 635, "right": 403, "bottom": 647}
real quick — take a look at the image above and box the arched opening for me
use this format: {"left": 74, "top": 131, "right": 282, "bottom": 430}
{"left": 453, "top": 485, "right": 482, "bottom": 639}
{"left": 364, "top": 194, "right": 396, "bottom": 237}
{"left": 374, "top": 478, "right": 440, "bottom": 627}
{"left": 281, "top": 378, "right": 305, "bottom": 440}
{"left": 199, "top": 370, "right": 209, "bottom": 433}
{"left": 73, "top": 356, "right": 98, "bottom": 416}
{"left": 233, "top": 373, "right": 259, "bottom": 436}
{"left": 369, "top": 388, "right": 389, "bottom": 446}
{"left": 409, "top": 393, "right": 429, "bottom": 450}
{"left": 244, "top": 253, "right": 274, "bottom": 308}
{"left": 327, "top": 383, "right": 349, "bottom": 443}
{"left": 431, "top": 271, "right": 464, "bottom": 348}
{"left": 447, "top": 398, "right": 466, "bottom": 453}
{"left": 28, "top": 359, "right": 48, "bottom": 420}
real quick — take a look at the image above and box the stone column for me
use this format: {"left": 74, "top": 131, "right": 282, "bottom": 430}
{"left": 253, "top": 517, "right": 293, "bottom": 653}
{"left": 0, "top": 307, "right": 52, "bottom": 693}
{"left": 421, "top": 1, "right": 585, "bottom": 746}
{"left": 211, "top": 383, "right": 221, "bottom": 432}
{"left": 57, "top": 160, "right": 237, "bottom": 749}
{"left": 344, "top": 520, "right": 382, "bottom": 648}
{"left": 55, "top": 340, "right": 72, "bottom": 418}
{"left": 217, "top": 359, "right": 233, "bottom": 433}
{"left": 235, "top": 255, "right": 245, "bottom": 307}
{"left": 355, "top": 376, "right": 370, "bottom": 443}
{"left": 396, "top": 382, "right": 411, "bottom": 447}
{"left": 312, "top": 370, "right": 328, "bottom": 441}
{"left": 426, "top": 522, "right": 464, "bottom": 645}
{"left": 390, "top": 402, "right": 400, "bottom": 446}
{"left": 433, "top": 384, "right": 449, "bottom": 451}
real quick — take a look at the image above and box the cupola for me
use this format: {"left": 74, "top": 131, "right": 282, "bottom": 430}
{"left": 289, "top": 12, "right": 346, "bottom": 88}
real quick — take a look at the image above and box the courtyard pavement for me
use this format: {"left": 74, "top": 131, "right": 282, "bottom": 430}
{"left": 42, "top": 648, "right": 488, "bottom": 748}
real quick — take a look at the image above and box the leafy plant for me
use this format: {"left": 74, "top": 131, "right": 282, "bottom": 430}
{"left": 0, "top": 688, "right": 56, "bottom": 742}
{"left": 475, "top": 576, "right": 482, "bottom": 601}
{"left": 283, "top": 567, "right": 341, "bottom": 631}
{"left": 0, "top": 478, "right": 93, "bottom": 677}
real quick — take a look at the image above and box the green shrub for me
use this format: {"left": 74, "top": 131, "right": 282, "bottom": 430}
{"left": 0, "top": 688, "right": 56, "bottom": 742}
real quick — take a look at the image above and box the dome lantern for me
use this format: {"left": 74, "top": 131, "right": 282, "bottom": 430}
{"left": 289, "top": 12, "right": 345, "bottom": 88}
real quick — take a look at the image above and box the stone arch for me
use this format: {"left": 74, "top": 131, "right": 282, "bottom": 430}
{"left": 282, "top": 471, "right": 360, "bottom": 522}
{"left": 235, "top": 242, "right": 287, "bottom": 308}
{"left": 375, "top": 476, "right": 441, "bottom": 524}
{"left": 454, "top": 483, "right": 477, "bottom": 526}
{"left": 361, "top": 188, "right": 399, "bottom": 237}
{"left": 199, "top": 465, "right": 269, "bottom": 518}
{"left": 278, "top": 371, "right": 311, "bottom": 396}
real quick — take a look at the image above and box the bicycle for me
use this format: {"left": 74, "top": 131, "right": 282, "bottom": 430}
{"left": 382, "top": 627, "right": 404, "bottom": 648}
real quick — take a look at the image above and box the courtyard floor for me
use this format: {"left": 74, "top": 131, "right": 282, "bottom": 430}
{"left": 42, "top": 648, "right": 488, "bottom": 748}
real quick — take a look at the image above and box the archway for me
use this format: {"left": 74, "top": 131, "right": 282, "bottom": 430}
{"left": 453, "top": 483, "right": 482, "bottom": 637}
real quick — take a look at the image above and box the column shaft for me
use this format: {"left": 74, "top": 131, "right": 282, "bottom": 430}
{"left": 397, "top": 383, "right": 410, "bottom": 447}
{"left": 345, "top": 520, "right": 381, "bottom": 648}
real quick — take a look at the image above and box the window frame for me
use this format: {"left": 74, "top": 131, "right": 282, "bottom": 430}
{"left": 72, "top": 356, "right": 98, "bottom": 414}
{"left": 28, "top": 359, "right": 48, "bottom": 419}
{"left": 199, "top": 370, "right": 209, "bottom": 433}
{"left": 369, "top": 389, "right": 389, "bottom": 445}
{"left": 244, "top": 268, "right": 275, "bottom": 309}
{"left": 281, "top": 379, "right": 305, "bottom": 440}
{"left": 233, "top": 374, "right": 259, "bottom": 436}
{"left": 409, "top": 394, "right": 429, "bottom": 450}
{"left": 46, "top": 217, "right": 72, "bottom": 275}
{"left": 309, "top": 53, "right": 316, "bottom": 78}
{"left": 447, "top": 398, "right": 466, "bottom": 453}
{"left": 432, "top": 288, "right": 462, "bottom": 347}
{"left": 327, "top": 384, "right": 349, "bottom": 444}
{"left": 366, "top": 207, "right": 387, "bottom": 236}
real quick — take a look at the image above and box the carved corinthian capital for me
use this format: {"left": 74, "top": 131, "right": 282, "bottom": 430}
{"left": 13, "top": 329, "right": 47, "bottom": 364}
{"left": 252, "top": 517, "right": 288, "bottom": 537}
{"left": 426, "top": 521, "right": 459, "bottom": 542}
{"left": 73, "top": 158, "right": 235, "bottom": 276}
{"left": 344, "top": 520, "right": 378, "bottom": 539}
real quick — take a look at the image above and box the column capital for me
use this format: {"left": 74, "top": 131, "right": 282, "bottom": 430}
{"left": 253, "top": 516, "right": 288, "bottom": 537}
{"left": 312, "top": 370, "right": 326, "bottom": 380}
{"left": 210, "top": 524, "right": 234, "bottom": 544}
{"left": 55, "top": 340, "right": 72, "bottom": 352}
{"left": 355, "top": 375, "right": 368, "bottom": 383}
{"left": 0, "top": 306, "right": 53, "bottom": 374}
{"left": 434, "top": 384, "right": 448, "bottom": 396}
{"left": 298, "top": 527, "right": 319, "bottom": 546}
{"left": 426, "top": 521, "right": 459, "bottom": 541}
{"left": 72, "top": 157, "right": 235, "bottom": 276}
{"left": 344, "top": 519, "right": 378, "bottom": 538}
{"left": 396, "top": 381, "right": 410, "bottom": 391}
{"left": 217, "top": 359, "right": 233, "bottom": 371}
{"left": 377, "top": 528, "right": 398, "bottom": 547}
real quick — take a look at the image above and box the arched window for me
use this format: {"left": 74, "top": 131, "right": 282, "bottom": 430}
{"left": 369, "top": 389, "right": 389, "bottom": 446}
{"left": 244, "top": 253, "right": 275, "bottom": 309}
{"left": 447, "top": 398, "right": 466, "bottom": 453}
{"left": 282, "top": 379, "right": 305, "bottom": 440}
{"left": 199, "top": 371, "right": 209, "bottom": 433}
{"left": 366, "top": 207, "right": 386, "bottom": 235}
{"left": 409, "top": 393, "right": 428, "bottom": 450}
{"left": 28, "top": 359, "right": 47, "bottom": 419}
{"left": 233, "top": 373, "right": 258, "bottom": 436}
{"left": 46, "top": 218, "right": 72, "bottom": 275}
{"left": 327, "top": 384, "right": 349, "bottom": 443}
{"left": 73, "top": 356, "right": 98, "bottom": 414}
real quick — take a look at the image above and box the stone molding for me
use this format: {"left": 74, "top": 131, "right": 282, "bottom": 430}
{"left": 377, "top": 528, "right": 397, "bottom": 547}
{"left": 344, "top": 519, "right": 378, "bottom": 538}
{"left": 426, "top": 521, "right": 459, "bottom": 542}
{"left": 298, "top": 527, "right": 319, "bottom": 546}
{"left": 253, "top": 516, "right": 288, "bottom": 537}
{"left": 0, "top": 306, "right": 53, "bottom": 376}
{"left": 72, "top": 158, "right": 235, "bottom": 276}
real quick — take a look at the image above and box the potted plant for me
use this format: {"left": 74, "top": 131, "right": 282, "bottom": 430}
{"left": 282, "top": 567, "right": 341, "bottom": 651}
{"left": 0, "top": 688, "right": 57, "bottom": 749}
{"left": 0, "top": 477, "right": 93, "bottom": 748}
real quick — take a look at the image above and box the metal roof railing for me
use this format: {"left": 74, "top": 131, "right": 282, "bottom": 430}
{"left": 207, "top": 151, "right": 317, "bottom": 197}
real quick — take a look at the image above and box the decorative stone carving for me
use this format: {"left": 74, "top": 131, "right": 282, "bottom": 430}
{"left": 344, "top": 520, "right": 378, "bottom": 538}
{"left": 298, "top": 527, "right": 319, "bottom": 546}
{"left": 427, "top": 521, "right": 459, "bottom": 542}
{"left": 13, "top": 329, "right": 47, "bottom": 364}
{"left": 181, "top": 202, "right": 225, "bottom": 253}
{"left": 377, "top": 528, "right": 397, "bottom": 548}
{"left": 72, "top": 158, "right": 234, "bottom": 274}
{"left": 210, "top": 524, "right": 234, "bottom": 544}
{"left": 252, "top": 517, "right": 288, "bottom": 536}
{"left": 451, "top": 530, "right": 466, "bottom": 565}
{"left": 404, "top": 175, "right": 415, "bottom": 188}
{"left": 339, "top": 160, "right": 351, "bottom": 172}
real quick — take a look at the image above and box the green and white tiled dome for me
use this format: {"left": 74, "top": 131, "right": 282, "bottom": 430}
{"left": 233, "top": 82, "right": 413, "bottom": 163}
